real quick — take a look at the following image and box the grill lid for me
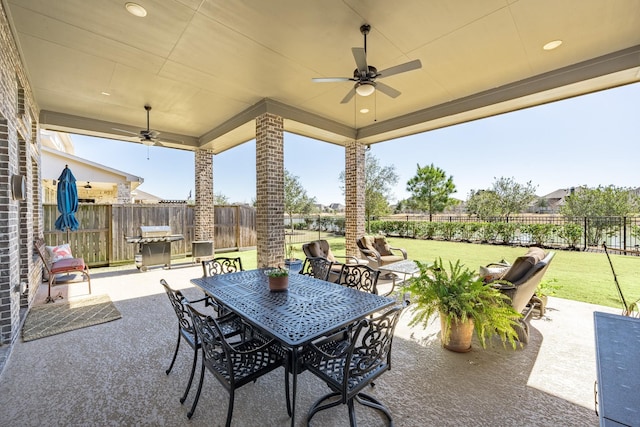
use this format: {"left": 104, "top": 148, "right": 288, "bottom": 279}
{"left": 138, "top": 225, "right": 172, "bottom": 238}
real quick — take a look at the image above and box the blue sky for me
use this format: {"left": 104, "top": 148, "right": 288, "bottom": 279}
{"left": 72, "top": 82, "right": 639, "bottom": 205}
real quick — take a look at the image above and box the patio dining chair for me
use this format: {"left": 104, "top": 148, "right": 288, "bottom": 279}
{"left": 201, "top": 256, "right": 244, "bottom": 315}
{"left": 301, "top": 256, "right": 336, "bottom": 282}
{"left": 160, "top": 279, "right": 244, "bottom": 405}
{"left": 336, "top": 263, "right": 380, "bottom": 295}
{"left": 185, "top": 303, "right": 288, "bottom": 425}
{"left": 301, "top": 303, "right": 405, "bottom": 426}
{"left": 201, "top": 256, "right": 244, "bottom": 276}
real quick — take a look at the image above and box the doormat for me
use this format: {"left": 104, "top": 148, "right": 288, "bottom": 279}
{"left": 22, "top": 294, "right": 121, "bottom": 342}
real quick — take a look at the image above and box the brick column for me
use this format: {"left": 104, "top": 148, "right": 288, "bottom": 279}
{"left": 345, "top": 141, "right": 366, "bottom": 259}
{"left": 256, "top": 113, "right": 284, "bottom": 268}
{"left": 194, "top": 149, "right": 214, "bottom": 243}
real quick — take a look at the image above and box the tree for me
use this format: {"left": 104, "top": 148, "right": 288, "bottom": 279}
{"left": 560, "top": 185, "right": 639, "bottom": 217}
{"left": 560, "top": 186, "right": 640, "bottom": 245}
{"left": 339, "top": 153, "right": 399, "bottom": 229}
{"left": 214, "top": 192, "right": 230, "bottom": 205}
{"left": 284, "top": 169, "right": 316, "bottom": 235}
{"left": 490, "top": 177, "right": 537, "bottom": 219}
{"left": 406, "top": 163, "right": 456, "bottom": 221}
{"left": 466, "top": 189, "right": 500, "bottom": 220}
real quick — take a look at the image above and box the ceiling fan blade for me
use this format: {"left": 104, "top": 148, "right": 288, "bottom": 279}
{"left": 377, "top": 59, "right": 422, "bottom": 79}
{"left": 312, "top": 77, "right": 353, "bottom": 82}
{"left": 351, "top": 47, "right": 368, "bottom": 75}
{"left": 112, "top": 128, "right": 140, "bottom": 136}
{"left": 376, "top": 81, "right": 401, "bottom": 98}
{"left": 340, "top": 88, "right": 356, "bottom": 104}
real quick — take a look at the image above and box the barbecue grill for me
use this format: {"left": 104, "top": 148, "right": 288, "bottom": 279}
{"left": 125, "top": 226, "right": 184, "bottom": 272}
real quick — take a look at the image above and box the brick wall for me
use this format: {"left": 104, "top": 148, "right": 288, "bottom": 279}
{"left": 255, "top": 113, "right": 284, "bottom": 268}
{"left": 0, "top": 1, "right": 41, "bottom": 346}
{"left": 194, "top": 149, "right": 214, "bottom": 242}
{"left": 344, "top": 141, "right": 365, "bottom": 258}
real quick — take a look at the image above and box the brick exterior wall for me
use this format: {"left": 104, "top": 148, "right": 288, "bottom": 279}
{"left": 255, "top": 113, "right": 284, "bottom": 268}
{"left": 345, "top": 141, "right": 366, "bottom": 258}
{"left": 0, "top": 1, "right": 41, "bottom": 348}
{"left": 194, "top": 149, "right": 214, "bottom": 242}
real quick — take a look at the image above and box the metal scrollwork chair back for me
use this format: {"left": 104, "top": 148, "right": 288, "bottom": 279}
{"left": 201, "top": 256, "right": 244, "bottom": 277}
{"left": 301, "top": 303, "right": 406, "bottom": 426}
{"left": 185, "top": 303, "right": 288, "bottom": 425}
{"left": 160, "top": 279, "right": 244, "bottom": 406}
{"left": 336, "top": 264, "right": 380, "bottom": 294}
{"left": 303, "top": 256, "right": 335, "bottom": 282}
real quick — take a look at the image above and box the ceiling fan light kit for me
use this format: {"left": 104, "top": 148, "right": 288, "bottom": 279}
{"left": 312, "top": 24, "right": 422, "bottom": 103}
{"left": 355, "top": 82, "right": 376, "bottom": 96}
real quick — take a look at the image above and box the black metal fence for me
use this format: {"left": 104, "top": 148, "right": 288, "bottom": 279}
{"left": 285, "top": 214, "right": 640, "bottom": 255}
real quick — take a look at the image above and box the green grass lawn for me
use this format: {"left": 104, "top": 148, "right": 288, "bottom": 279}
{"left": 231, "top": 236, "right": 640, "bottom": 310}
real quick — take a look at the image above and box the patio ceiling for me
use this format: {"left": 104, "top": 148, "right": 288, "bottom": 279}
{"left": 5, "top": 0, "right": 640, "bottom": 154}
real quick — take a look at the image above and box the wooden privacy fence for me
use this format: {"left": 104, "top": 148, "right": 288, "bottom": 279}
{"left": 44, "top": 204, "right": 256, "bottom": 267}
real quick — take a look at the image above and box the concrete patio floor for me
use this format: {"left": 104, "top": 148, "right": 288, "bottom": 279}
{"left": 0, "top": 259, "right": 617, "bottom": 426}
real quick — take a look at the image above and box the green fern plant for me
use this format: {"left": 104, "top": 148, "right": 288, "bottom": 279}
{"left": 403, "top": 258, "right": 522, "bottom": 349}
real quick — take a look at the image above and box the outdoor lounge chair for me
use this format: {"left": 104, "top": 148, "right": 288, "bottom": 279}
{"left": 302, "top": 240, "right": 357, "bottom": 281}
{"left": 35, "top": 239, "right": 91, "bottom": 303}
{"left": 356, "top": 235, "right": 407, "bottom": 269}
{"left": 487, "top": 247, "right": 555, "bottom": 343}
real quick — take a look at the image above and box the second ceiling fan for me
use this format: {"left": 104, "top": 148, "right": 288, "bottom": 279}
{"left": 312, "top": 24, "right": 422, "bottom": 104}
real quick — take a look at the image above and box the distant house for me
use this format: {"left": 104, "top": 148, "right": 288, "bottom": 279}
{"left": 329, "top": 203, "right": 345, "bottom": 212}
{"left": 535, "top": 188, "right": 581, "bottom": 213}
{"left": 41, "top": 131, "right": 161, "bottom": 204}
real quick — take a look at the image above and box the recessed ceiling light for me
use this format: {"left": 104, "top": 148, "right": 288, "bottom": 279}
{"left": 125, "top": 2, "right": 147, "bottom": 17}
{"left": 101, "top": 91, "right": 110, "bottom": 96}
{"left": 543, "top": 40, "right": 562, "bottom": 51}
{"left": 359, "top": 108, "right": 370, "bottom": 114}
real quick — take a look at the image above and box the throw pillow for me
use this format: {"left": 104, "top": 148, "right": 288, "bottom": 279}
{"left": 479, "top": 265, "right": 509, "bottom": 283}
{"left": 501, "top": 247, "right": 546, "bottom": 284}
{"left": 45, "top": 244, "right": 74, "bottom": 263}
{"left": 374, "top": 237, "right": 392, "bottom": 256}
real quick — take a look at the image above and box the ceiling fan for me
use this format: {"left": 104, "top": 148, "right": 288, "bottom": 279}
{"left": 113, "top": 105, "right": 162, "bottom": 146}
{"left": 312, "top": 24, "right": 422, "bottom": 104}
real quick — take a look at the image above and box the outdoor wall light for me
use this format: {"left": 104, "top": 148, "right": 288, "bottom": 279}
{"left": 355, "top": 82, "right": 375, "bottom": 97}
{"left": 125, "top": 2, "right": 147, "bottom": 17}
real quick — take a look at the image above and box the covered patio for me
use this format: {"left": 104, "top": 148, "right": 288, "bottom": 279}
{"left": 0, "top": 261, "right": 617, "bottom": 426}
{"left": 0, "top": 2, "right": 639, "bottom": 423}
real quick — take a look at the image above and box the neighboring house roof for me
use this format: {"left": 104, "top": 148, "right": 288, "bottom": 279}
{"left": 131, "top": 189, "right": 163, "bottom": 204}
{"left": 42, "top": 146, "right": 143, "bottom": 190}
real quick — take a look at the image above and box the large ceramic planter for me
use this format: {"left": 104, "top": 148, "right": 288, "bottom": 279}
{"left": 284, "top": 258, "right": 303, "bottom": 274}
{"left": 440, "top": 315, "right": 474, "bottom": 353}
{"left": 268, "top": 276, "right": 289, "bottom": 292}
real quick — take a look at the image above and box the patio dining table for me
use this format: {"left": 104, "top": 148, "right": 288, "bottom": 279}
{"left": 191, "top": 269, "right": 395, "bottom": 426}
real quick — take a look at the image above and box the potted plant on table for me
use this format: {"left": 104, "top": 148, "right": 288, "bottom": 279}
{"left": 402, "top": 258, "right": 522, "bottom": 352}
{"left": 266, "top": 266, "right": 289, "bottom": 291}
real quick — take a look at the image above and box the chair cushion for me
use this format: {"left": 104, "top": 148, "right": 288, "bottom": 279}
{"left": 50, "top": 257, "right": 86, "bottom": 274}
{"left": 361, "top": 236, "right": 377, "bottom": 253}
{"left": 501, "top": 247, "right": 546, "bottom": 284}
{"left": 374, "top": 237, "right": 393, "bottom": 256}
{"left": 46, "top": 244, "right": 74, "bottom": 263}
{"left": 307, "top": 241, "right": 324, "bottom": 258}
{"left": 379, "top": 255, "right": 404, "bottom": 265}
{"left": 479, "top": 265, "right": 509, "bottom": 282}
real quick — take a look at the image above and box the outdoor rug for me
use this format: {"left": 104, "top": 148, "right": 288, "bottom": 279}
{"left": 22, "top": 294, "right": 121, "bottom": 342}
